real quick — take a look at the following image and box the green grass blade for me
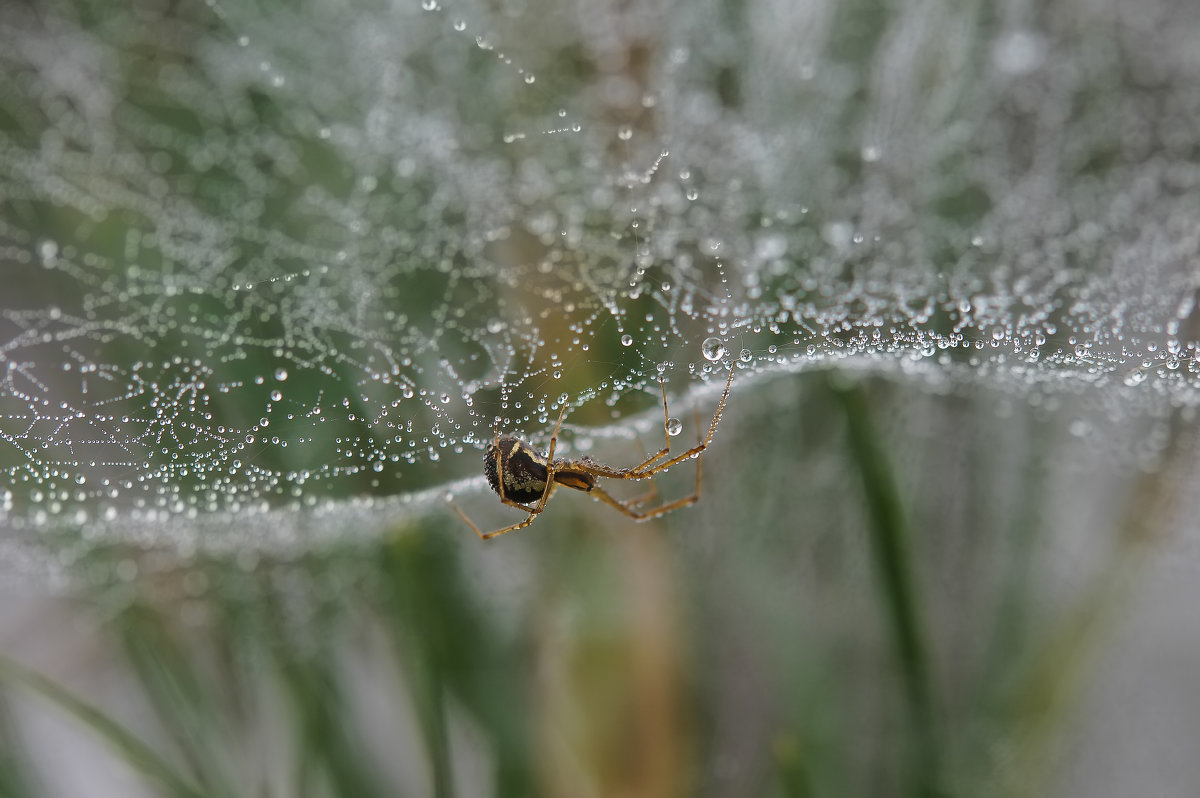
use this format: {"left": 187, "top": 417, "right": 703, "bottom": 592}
{"left": 113, "top": 603, "right": 241, "bottom": 798}
{"left": 0, "top": 656, "right": 205, "bottom": 798}
{"left": 0, "top": 695, "right": 41, "bottom": 798}
{"left": 833, "top": 379, "right": 941, "bottom": 798}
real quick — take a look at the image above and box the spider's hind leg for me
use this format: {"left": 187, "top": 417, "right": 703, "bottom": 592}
{"left": 587, "top": 481, "right": 701, "bottom": 522}
{"left": 623, "top": 475, "right": 661, "bottom": 509}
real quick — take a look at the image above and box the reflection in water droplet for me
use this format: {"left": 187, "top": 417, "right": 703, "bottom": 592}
{"left": 702, "top": 337, "right": 725, "bottom": 361}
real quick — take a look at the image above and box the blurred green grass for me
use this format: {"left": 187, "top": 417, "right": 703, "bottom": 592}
{"left": 2, "top": 0, "right": 1195, "bottom": 794}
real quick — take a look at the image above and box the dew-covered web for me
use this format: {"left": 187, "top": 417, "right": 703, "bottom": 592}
{"left": 2, "top": 0, "right": 1200, "bottom": 553}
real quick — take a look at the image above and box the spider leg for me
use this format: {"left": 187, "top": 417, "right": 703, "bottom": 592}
{"left": 452, "top": 502, "right": 491, "bottom": 539}
{"left": 624, "top": 477, "right": 661, "bottom": 508}
{"left": 458, "top": 507, "right": 542, "bottom": 540}
{"left": 612, "top": 377, "right": 688, "bottom": 478}
{"left": 532, "top": 404, "right": 567, "bottom": 514}
{"left": 477, "top": 515, "right": 541, "bottom": 540}
{"left": 587, "top": 479, "right": 700, "bottom": 521}
{"left": 631, "top": 365, "right": 733, "bottom": 477}
{"left": 453, "top": 485, "right": 556, "bottom": 540}
{"left": 630, "top": 445, "right": 669, "bottom": 473}
{"left": 623, "top": 398, "right": 669, "bottom": 503}
{"left": 628, "top": 379, "right": 674, "bottom": 472}
{"left": 450, "top": 424, "right": 511, "bottom": 538}
{"left": 585, "top": 403, "right": 707, "bottom": 521}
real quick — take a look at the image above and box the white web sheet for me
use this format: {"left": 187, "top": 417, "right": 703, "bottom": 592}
{"left": 2, "top": 0, "right": 1199, "bottom": 549}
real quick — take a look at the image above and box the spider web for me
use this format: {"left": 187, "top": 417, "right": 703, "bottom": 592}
{"left": 2, "top": 0, "right": 1200, "bottom": 553}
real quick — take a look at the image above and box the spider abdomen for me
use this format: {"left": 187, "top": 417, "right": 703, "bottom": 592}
{"left": 484, "top": 437, "right": 549, "bottom": 504}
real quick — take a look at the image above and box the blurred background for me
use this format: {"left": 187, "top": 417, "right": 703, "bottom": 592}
{"left": 3, "top": 0, "right": 1200, "bottom": 796}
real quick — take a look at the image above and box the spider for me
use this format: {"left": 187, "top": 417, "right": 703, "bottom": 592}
{"left": 452, "top": 367, "right": 735, "bottom": 540}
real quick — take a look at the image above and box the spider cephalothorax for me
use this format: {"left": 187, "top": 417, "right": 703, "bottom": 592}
{"left": 454, "top": 367, "right": 734, "bottom": 540}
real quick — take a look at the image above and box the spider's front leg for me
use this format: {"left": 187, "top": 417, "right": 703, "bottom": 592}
{"left": 627, "top": 380, "right": 674, "bottom": 475}
{"left": 586, "top": 405, "right": 708, "bottom": 522}
{"left": 633, "top": 366, "right": 734, "bottom": 477}
{"left": 456, "top": 508, "right": 543, "bottom": 541}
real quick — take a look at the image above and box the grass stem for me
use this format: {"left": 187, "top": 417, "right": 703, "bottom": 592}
{"left": 833, "top": 379, "right": 941, "bottom": 798}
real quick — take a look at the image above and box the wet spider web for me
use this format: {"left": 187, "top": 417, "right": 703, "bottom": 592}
{"left": 3, "top": 0, "right": 1200, "bottom": 555}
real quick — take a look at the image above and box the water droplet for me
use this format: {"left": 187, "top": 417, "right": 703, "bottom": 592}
{"left": 666, "top": 417, "right": 683, "bottom": 437}
{"left": 701, "top": 337, "right": 725, "bottom": 361}
{"left": 621, "top": 334, "right": 633, "bottom": 347}
{"left": 739, "top": 348, "right": 752, "bottom": 363}
{"left": 993, "top": 29, "right": 1046, "bottom": 75}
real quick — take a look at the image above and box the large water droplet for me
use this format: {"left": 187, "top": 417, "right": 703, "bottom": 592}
{"left": 701, "top": 337, "right": 725, "bottom": 361}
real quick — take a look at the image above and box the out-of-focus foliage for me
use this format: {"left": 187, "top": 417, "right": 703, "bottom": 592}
{"left": 2, "top": 0, "right": 1200, "bottom": 796}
